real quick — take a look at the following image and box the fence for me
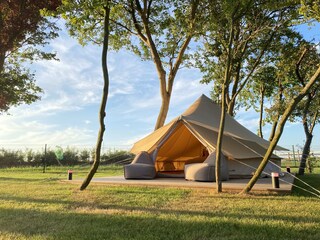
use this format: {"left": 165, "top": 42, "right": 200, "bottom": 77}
{"left": 277, "top": 151, "right": 320, "bottom": 168}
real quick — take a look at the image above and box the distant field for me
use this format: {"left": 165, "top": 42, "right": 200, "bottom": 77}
{"left": 0, "top": 166, "right": 319, "bottom": 240}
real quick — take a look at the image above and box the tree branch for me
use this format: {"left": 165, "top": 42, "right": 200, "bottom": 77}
{"left": 110, "top": 18, "right": 139, "bottom": 37}
{"left": 295, "top": 47, "right": 309, "bottom": 87}
{"left": 229, "top": 27, "right": 277, "bottom": 106}
{"left": 147, "top": 0, "right": 152, "bottom": 20}
{"left": 129, "top": 0, "right": 148, "bottom": 44}
{"left": 167, "top": 0, "right": 199, "bottom": 94}
{"left": 310, "top": 109, "right": 319, "bottom": 133}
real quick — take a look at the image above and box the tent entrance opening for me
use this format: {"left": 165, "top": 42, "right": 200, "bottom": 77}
{"left": 155, "top": 122, "right": 209, "bottom": 173}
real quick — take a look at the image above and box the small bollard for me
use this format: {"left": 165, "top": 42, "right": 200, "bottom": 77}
{"left": 271, "top": 172, "right": 280, "bottom": 189}
{"left": 68, "top": 170, "right": 73, "bottom": 180}
{"left": 286, "top": 166, "right": 291, "bottom": 173}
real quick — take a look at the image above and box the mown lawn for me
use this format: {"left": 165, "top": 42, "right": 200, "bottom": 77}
{"left": 0, "top": 166, "right": 319, "bottom": 240}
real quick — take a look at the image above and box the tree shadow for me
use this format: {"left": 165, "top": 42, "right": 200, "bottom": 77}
{"left": 0, "top": 177, "right": 45, "bottom": 182}
{"left": 0, "top": 194, "right": 73, "bottom": 206}
{"left": 0, "top": 207, "right": 319, "bottom": 240}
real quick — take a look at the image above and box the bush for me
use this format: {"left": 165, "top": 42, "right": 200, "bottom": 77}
{"left": 306, "top": 155, "right": 320, "bottom": 173}
{"left": 0, "top": 147, "right": 132, "bottom": 168}
{"left": 79, "top": 149, "right": 91, "bottom": 162}
{"left": 101, "top": 150, "right": 134, "bottom": 165}
{"left": 0, "top": 149, "right": 25, "bottom": 167}
{"left": 62, "top": 147, "right": 80, "bottom": 165}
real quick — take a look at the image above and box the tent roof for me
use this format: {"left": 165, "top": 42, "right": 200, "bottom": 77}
{"left": 185, "top": 122, "right": 280, "bottom": 159}
{"left": 130, "top": 95, "right": 286, "bottom": 158}
{"left": 181, "top": 94, "right": 286, "bottom": 151}
{"left": 130, "top": 119, "right": 177, "bottom": 154}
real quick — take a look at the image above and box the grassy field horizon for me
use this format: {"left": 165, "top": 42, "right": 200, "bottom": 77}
{"left": 0, "top": 166, "right": 319, "bottom": 240}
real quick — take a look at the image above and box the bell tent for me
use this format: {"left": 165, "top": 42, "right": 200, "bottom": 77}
{"left": 130, "top": 94, "right": 285, "bottom": 178}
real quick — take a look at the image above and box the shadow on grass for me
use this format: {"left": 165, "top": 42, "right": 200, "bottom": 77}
{"left": 3, "top": 190, "right": 319, "bottom": 225}
{"left": 291, "top": 173, "right": 320, "bottom": 197}
{"left": 0, "top": 206, "right": 319, "bottom": 240}
{"left": 91, "top": 203, "right": 320, "bottom": 225}
{"left": 0, "top": 177, "right": 48, "bottom": 182}
{"left": 0, "top": 195, "right": 74, "bottom": 206}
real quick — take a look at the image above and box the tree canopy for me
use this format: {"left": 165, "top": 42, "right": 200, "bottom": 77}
{"left": 195, "top": 1, "right": 300, "bottom": 116}
{"left": 0, "top": 0, "right": 61, "bottom": 113}
{"left": 59, "top": 0, "right": 202, "bottom": 130}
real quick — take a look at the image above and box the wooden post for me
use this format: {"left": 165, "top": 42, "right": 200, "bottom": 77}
{"left": 292, "top": 145, "right": 296, "bottom": 167}
{"left": 43, "top": 144, "right": 47, "bottom": 173}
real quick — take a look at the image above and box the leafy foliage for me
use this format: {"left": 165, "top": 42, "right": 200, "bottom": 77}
{"left": 58, "top": 0, "right": 203, "bottom": 129}
{"left": 300, "top": 0, "right": 320, "bottom": 21}
{"left": 60, "top": 0, "right": 201, "bottom": 62}
{"left": 194, "top": 1, "right": 300, "bottom": 116}
{"left": 0, "top": 147, "right": 133, "bottom": 168}
{"left": 0, "top": 0, "right": 61, "bottom": 113}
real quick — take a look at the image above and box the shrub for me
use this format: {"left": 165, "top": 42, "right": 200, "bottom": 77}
{"left": 0, "top": 149, "right": 25, "bottom": 167}
{"left": 306, "top": 155, "right": 320, "bottom": 173}
{"left": 101, "top": 150, "right": 134, "bottom": 165}
{"left": 0, "top": 147, "right": 132, "bottom": 167}
{"left": 63, "top": 147, "right": 80, "bottom": 165}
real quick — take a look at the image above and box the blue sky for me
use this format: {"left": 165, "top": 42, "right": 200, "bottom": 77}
{"left": 0, "top": 21, "right": 319, "bottom": 153}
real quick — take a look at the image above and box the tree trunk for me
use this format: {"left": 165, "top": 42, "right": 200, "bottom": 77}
{"left": 258, "top": 87, "right": 265, "bottom": 138}
{"left": 297, "top": 93, "right": 315, "bottom": 175}
{"left": 215, "top": 16, "right": 235, "bottom": 193}
{"left": 227, "top": 63, "right": 241, "bottom": 116}
{"left": 80, "top": 4, "right": 110, "bottom": 191}
{"left": 215, "top": 82, "right": 227, "bottom": 193}
{"left": 241, "top": 64, "right": 320, "bottom": 194}
{"left": 298, "top": 131, "right": 313, "bottom": 175}
{"left": 268, "top": 117, "right": 279, "bottom": 141}
{"left": 269, "top": 79, "right": 283, "bottom": 141}
{"left": 0, "top": 51, "right": 5, "bottom": 73}
{"left": 133, "top": 1, "right": 198, "bottom": 131}
{"left": 227, "top": 98, "right": 235, "bottom": 117}
{"left": 154, "top": 91, "right": 170, "bottom": 130}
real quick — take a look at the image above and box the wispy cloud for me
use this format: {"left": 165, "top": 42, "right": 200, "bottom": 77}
{"left": 2, "top": 23, "right": 319, "bottom": 151}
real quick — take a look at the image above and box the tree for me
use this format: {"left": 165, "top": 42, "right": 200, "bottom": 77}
{"left": 128, "top": 0, "right": 201, "bottom": 130}
{"left": 252, "top": 41, "right": 320, "bottom": 176}
{"left": 195, "top": 0, "right": 299, "bottom": 192}
{"left": 0, "top": 0, "right": 61, "bottom": 113}
{"left": 241, "top": 44, "right": 320, "bottom": 193}
{"left": 56, "top": 0, "right": 202, "bottom": 188}
{"left": 241, "top": 66, "right": 277, "bottom": 138}
{"left": 240, "top": 30, "right": 305, "bottom": 140}
{"left": 56, "top": 0, "right": 112, "bottom": 190}
{"left": 80, "top": 2, "right": 110, "bottom": 190}
{"left": 290, "top": 44, "right": 320, "bottom": 175}
{"left": 297, "top": 91, "right": 320, "bottom": 175}
{"left": 196, "top": 1, "right": 299, "bottom": 117}
{"left": 62, "top": 0, "right": 202, "bottom": 130}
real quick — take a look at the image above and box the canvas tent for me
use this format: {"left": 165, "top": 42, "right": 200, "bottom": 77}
{"left": 130, "top": 95, "right": 286, "bottom": 177}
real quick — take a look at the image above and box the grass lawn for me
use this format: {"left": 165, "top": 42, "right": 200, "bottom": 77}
{"left": 0, "top": 166, "right": 319, "bottom": 240}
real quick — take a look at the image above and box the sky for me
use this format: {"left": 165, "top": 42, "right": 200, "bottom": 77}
{"left": 0, "top": 20, "right": 320, "bottom": 154}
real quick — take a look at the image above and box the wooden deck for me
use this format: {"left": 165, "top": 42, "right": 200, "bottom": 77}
{"left": 71, "top": 173, "right": 295, "bottom": 193}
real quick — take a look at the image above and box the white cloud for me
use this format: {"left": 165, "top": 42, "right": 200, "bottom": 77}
{"left": 3, "top": 22, "right": 319, "bottom": 152}
{"left": 0, "top": 117, "right": 95, "bottom": 148}
{"left": 237, "top": 117, "right": 260, "bottom": 134}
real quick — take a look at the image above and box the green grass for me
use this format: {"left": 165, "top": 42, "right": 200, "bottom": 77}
{"left": 291, "top": 169, "right": 320, "bottom": 197}
{"left": 0, "top": 166, "right": 319, "bottom": 240}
